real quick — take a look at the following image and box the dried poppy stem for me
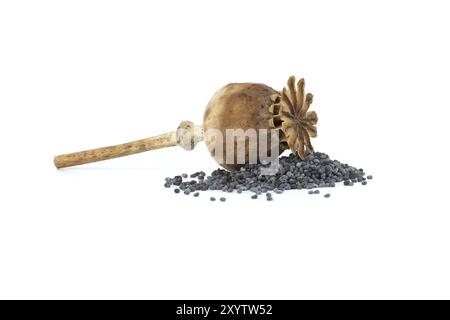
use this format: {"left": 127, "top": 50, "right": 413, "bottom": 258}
{"left": 54, "top": 121, "right": 203, "bottom": 169}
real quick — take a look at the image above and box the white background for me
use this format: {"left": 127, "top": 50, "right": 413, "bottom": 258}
{"left": 1, "top": 0, "right": 449, "bottom": 299}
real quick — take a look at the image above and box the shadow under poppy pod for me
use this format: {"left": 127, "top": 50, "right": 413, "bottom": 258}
{"left": 53, "top": 76, "right": 318, "bottom": 170}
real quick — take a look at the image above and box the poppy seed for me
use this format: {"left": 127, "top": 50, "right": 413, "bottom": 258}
{"left": 165, "top": 152, "right": 369, "bottom": 200}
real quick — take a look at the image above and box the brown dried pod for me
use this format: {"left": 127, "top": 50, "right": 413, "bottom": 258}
{"left": 54, "top": 76, "right": 318, "bottom": 170}
{"left": 203, "top": 76, "right": 318, "bottom": 170}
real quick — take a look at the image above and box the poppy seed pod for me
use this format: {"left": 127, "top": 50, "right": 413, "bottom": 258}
{"left": 54, "top": 76, "right": 318, "bottom": 170}
{"left": 203, "top": 76, "right": 318, "bottom": 170}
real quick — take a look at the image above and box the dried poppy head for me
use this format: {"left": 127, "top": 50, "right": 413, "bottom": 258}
{"left": 203, "top": 76, "right": 318, "bottom": 170}
{"left": 54, "top": 76, "right": 318, "bottom": 170}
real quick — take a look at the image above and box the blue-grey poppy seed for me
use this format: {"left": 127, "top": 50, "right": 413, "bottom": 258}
{"left": 165, "top": 152, "right": 369, "bottom": 200}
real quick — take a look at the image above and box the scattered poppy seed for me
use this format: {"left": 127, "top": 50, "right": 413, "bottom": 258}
{"left": 324, "top": 193, "right": 331, "bottom": 198}
{"left": 173, "top": 176, "right": 182, "bottom": 186}
{"left": 164, "top": 152, "right": 370, "bottom": 200}
{"left": 220, "top": 197, "right": 226, "bottom": 202}
{"left": 210, "top": 197, "right": 216, "bottom": 201}
{"left": 367, "top": 175, "right": 373, "bottom": 179}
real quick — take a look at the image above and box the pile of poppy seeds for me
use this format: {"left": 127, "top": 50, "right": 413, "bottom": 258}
{"left": 164, "top": 152, "right": 372, "bottom": 201}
